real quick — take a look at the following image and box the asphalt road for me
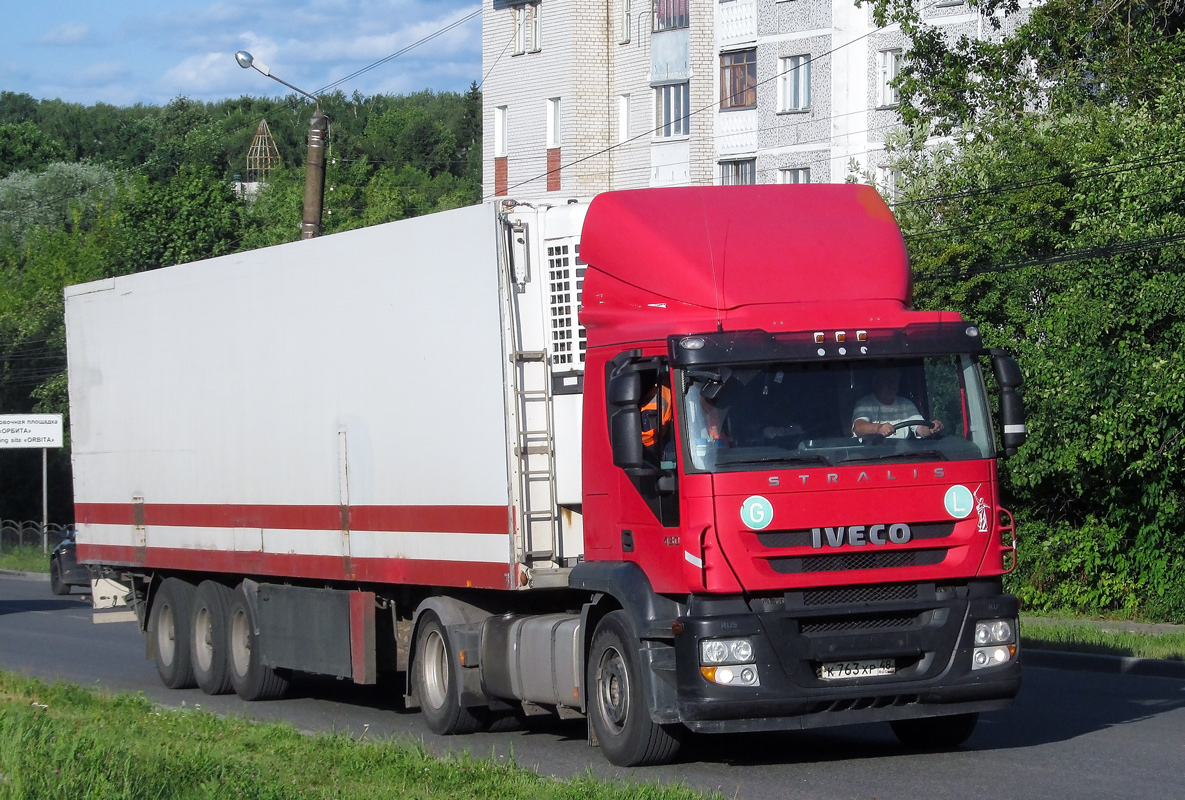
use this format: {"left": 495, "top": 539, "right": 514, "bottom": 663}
{"left": 2, "top": 574, "right": 1183, "bottom": 799}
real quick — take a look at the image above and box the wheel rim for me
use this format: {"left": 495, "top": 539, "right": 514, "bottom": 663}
{"left": 194, "top": 607, "right": 214, "bottom": 672}
{"left": 596, "top": 645, "right": 630, "bottom": 734}
{"left": 156, "top": 603, "right": 176, "bottom": 667}
{"left": 421, "top": 629, "right": 449, "bottom": 711}
{"left": 230, "top": 608, "right": 251, "bottom": 678}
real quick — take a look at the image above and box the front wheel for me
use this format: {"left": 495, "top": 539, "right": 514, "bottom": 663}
{"left": 587, "top": 610, "right": 683, "bottom": 766}
{"left": 413, "top": 611, "right": 487, "bottom": 735}
{"left": 49, "top": 559, "right": 70, "bottom": 596}
{"left": 891, "top": 712, "right": 979, "bottom": 749}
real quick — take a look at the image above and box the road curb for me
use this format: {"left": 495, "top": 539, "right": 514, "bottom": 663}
{"left": 0, "top": 569, "right": 49, "bottom": 582}
{"left": 1023, "top": 648, "right": 1185, "bottom": 680}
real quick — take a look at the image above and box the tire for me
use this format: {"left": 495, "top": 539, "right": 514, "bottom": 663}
{"left": 148, "top": 578, "right": 197, "bottom": 689}
{"left": 891, "top": 712, "right": 979, "bottom": 749}
{"left": 191, "top": 580, "right": 234, "bottom": 695}
{"left": 413, "top": 611, "right": 487, "bottom": 735}
{"left": 227, "top": 583, "right": 290, "bottom": 701}
{"left": 587, "top": 610, "right": 684, "bottom": 766}
{"left": 49, "top": 559, "right": 70, "bottom": 596}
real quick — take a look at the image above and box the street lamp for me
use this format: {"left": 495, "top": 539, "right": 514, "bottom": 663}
{"left": 236, "top": 50, "right": 328, "bottom": 239}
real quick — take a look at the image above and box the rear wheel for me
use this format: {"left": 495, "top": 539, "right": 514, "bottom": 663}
{"left": 227, "top": 583, "right": 290, "bottom": 701}
{"left": 149, "top": 578, "right": 197, "bottom": 689}
{"left": 49, "top": 559, "right": 70, "bottom": 596}
{"left": 413, "top": 611, "right": 487, "bottom": 735}
{"left": 891, "top": 712, "right": 979, "bottom": 749}
{"left": 587, "top": 610, "right": 684, "bottom": 766}
{"left": 191, "top": 580, "right": 234, "bottom": 695}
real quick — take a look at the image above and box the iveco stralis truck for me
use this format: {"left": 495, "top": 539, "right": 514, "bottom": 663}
{"left": 66, "top": 184, "right": 1027, "bottom": 766}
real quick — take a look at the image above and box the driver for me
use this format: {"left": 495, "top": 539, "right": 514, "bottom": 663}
{"left": 851, "top": 368, "right": 943, "bottom": 440}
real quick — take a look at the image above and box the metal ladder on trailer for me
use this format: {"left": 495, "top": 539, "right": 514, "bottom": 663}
{"left": 510, "top": 348, "right": 559, "bottom": 565}
{"left": 499, "top": 213, "right": 560, "bottom": 569}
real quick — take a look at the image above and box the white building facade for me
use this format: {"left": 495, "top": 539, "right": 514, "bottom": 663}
{"left": 481, "top": 0, "right": 1013, "bottom": 198}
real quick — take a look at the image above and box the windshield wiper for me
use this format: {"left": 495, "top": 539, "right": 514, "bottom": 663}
{"left": 722, "top": 454, "right": 833, "bottom": 467}
{"left": 840, "top": 450, "right": 948, "bottom": 464}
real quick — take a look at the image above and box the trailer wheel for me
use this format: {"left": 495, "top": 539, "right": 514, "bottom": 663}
{"left": 227, "top": 583, "right": 290, "bottom": 701}
{"left": 413, "top": 611, "right": 487, "bottom": 735}
{"left": 191, "top": 580, "right": 234, "bottom": 695}
{"left": 587, "top": 610, "right": 684, "bottom": 766}
{"left": 148, "top": 578, "right": 197, "bottom": 689}
{"left": 891, "top": 712, "right": 979, "bottom": 749}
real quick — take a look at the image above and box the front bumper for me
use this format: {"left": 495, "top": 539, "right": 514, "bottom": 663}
{"left": 672, "top": 581, "right": 1020, "bottom": 734}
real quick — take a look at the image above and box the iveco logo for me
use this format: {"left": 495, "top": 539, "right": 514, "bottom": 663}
{"left": 811, "top": 524, "right": 912, "bottom": 549}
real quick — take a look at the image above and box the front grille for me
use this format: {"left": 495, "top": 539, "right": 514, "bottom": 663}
{"left": 803, "top": 584, "right": 919, "bottom": 606}
{"left": 800, "top": 615, "right": 917, "bottom": 633}
{"left": 768, "top": 549, "right": 946, "bottom": 574}
{"left": 755, "top": 522, "right": 956, "bottom": 550}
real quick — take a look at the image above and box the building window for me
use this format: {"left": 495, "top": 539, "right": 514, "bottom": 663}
{"left": 621, "top": 0, "right": 632, "bottom": 43}
{"left": 546, "top": 97, "right": 561, "bottom": 148}
{"left": 720, "top": 50, "right": 757, "bottom": 110}
{"left": 878, "top": 49, "right": 904, "bottom": 107}
{"left": 655, "top": 83, "right": 690, "bottom": 138}
{"left": 618, "top": 94, "right": 631, "bottom": 143}
{"left": 877, "top": 165, "right": 901, "bottom": 200}
{"left": 778, "top": 55, "right": 811, "bottom": 111}
{"left": 779, "top": 167, "right": 811, "bottom": 184}
{"left": 514, "top": 3, "right": 541, "bottom": 54}
{"left": 720, "top": 159, "right": 756, "bottom": 185}
{"left": 494, "top": 106, "right": 508, "bottom": 158}
{"left": 653, "top": 0, "right": 689, "bottom": 32}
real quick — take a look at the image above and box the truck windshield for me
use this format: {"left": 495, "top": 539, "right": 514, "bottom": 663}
{"left": 680, "top": 355, "right": 994, "bottom": 472}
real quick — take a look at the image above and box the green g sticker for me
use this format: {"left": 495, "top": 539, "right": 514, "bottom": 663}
{"left": 741, "top": 496, "right": 774, "bottom": 530}
{"left": 944, "top": 485, "right": 975, "bottom": 519}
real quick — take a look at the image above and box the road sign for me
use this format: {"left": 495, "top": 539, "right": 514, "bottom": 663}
{"left": 0, "top": 414, "right": 63, "bottom": 449}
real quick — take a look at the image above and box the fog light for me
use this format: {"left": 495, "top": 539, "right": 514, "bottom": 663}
{"left": 972, "top": 644, "right": 1017, "bottom": 670}
{"left": 700, "top": 664, "right": 761, "bottom": 686}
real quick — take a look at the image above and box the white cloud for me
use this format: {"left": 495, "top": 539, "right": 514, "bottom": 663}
{"left": 39, "top": 22, "right": 92, "bottom": 46}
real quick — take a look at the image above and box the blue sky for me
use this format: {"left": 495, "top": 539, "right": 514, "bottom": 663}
{"left": 4, "top": 1, "right": 482, "bottom": 106}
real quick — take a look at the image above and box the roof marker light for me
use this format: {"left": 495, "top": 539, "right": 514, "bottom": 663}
{"left": 680, "top": 337, "right": 706, "bottom": 350}
{"left": 856, "top": 330, "right": 868, "bottom": 341}
{"left": 813, "top": 332, "right": 825, "bottom": 344}
{"left": 835, "top": 331, "right": 846, "bottom": 342}
{"left": 966, "top": 326, "right": 980, "bottom": 337}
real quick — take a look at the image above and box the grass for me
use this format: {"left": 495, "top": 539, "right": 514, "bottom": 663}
{"left": 1021, "top": 617, "right": 1185, "bottom": 661}
{"left": 0, "top": 546, "right": 50, "bottom": 574}
{"left": 0, "top": 671, "right": 717, "bottom": 800}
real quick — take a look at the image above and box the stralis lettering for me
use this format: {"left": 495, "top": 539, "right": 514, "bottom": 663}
{"left": 811, "top": 523, "right": 912, "bottom": 549}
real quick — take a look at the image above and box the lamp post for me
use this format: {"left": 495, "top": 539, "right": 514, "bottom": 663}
{"left": 235, "top": 50, "right": 327, "bottom": 239}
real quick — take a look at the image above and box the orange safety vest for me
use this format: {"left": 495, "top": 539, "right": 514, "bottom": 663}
{"left": 640, "top": 385, "right": 672, "bottom": 448}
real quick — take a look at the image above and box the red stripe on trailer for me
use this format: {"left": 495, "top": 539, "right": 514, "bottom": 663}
{"left": 74, "top": 503, "right": 511, "bottom": 534}
{"left": 75, "top": 543, "right": 513, "bottom": 591}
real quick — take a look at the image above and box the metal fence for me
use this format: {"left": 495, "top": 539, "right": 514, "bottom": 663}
{"left": 0, "top": 520, "right": 75, "bottom": 552}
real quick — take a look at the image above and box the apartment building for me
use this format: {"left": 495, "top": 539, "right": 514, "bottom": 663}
{"left": 481, "top": 0, "right": 1013, "bottom": 198}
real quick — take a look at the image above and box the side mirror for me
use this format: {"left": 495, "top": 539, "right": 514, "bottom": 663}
{"left": 607, "top": 370, "right": 645, "bottom": 469}
{"left": 991, "top": 350, "right": 1027, "bottom": 456}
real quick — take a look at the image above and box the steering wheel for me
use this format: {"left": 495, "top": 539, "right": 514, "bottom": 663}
{"left": 891, "top": 418, "right": 933, "bottom": 432}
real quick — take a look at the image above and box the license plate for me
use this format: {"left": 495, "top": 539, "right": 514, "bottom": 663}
{"left": 815, "top": 658, "right": 896, "bottom": 680}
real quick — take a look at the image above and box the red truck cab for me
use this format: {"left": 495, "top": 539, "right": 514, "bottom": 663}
{"left": 571, "top": 185, "right": 1026, "bottom": 764}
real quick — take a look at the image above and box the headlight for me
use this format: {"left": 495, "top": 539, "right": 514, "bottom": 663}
{"left": 974, "top": 619, "right": 1015, "bottom": 645}
{"left": 699, "top": 638, "right": 755, "bottom": 666}
{"left": 971, "top": 618, "right": 1018, "bottom": 670}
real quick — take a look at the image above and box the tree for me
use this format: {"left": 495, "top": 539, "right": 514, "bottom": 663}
{"left": 872, "top": 4, "right": 1185, "bottom": 619}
